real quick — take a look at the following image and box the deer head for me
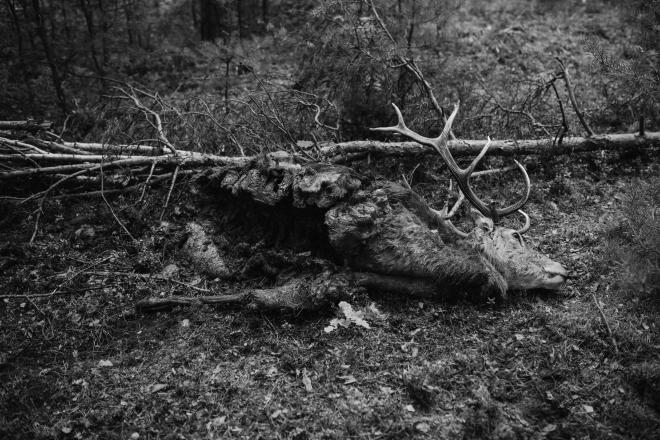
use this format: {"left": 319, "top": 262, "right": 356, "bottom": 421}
{"left": 371, "top": 103, "right": 568, "bottom": 292}
{"left": 457, "top": 208, "right": 568, "bottom": 291}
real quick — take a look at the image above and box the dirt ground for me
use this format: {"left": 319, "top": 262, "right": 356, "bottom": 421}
{"left": 1, "top": 150, "right": 659, "bottom": 440}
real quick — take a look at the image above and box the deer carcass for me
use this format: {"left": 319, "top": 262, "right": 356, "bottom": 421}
{"left": 141, "top": 103, "right": 568, "bottom": 312}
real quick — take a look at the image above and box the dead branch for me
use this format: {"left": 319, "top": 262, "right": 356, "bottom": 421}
{"left": 160, "top": 165, "right": 180, "bottom": 221}
{"left": 115, "top": 86, "right": 178, "bottom": 155}
{"left": 589, "top": 288, "right": 619, "bottom": 354}
{"left": 546, "top": 78, "right": 568, "bottom": 145}
{"left": 479, "top": 78, "right": 554, "bottom": 137}
{"left": 0, "top": 154, "right": 267, "bottom": 179}
{"left": 62, "top": 141, "right": 162, "bottom": 155}
{"left": 367, "top": 0, "right": 453, "bottom": 138}
{"left": 319, "top": 131, "right": 660, "bottom": 160}
{"left": 51, "top": 170, "right": 197, "bottom": 199}
{"left": 139, "top": 161, "right": 157, "bottom": 202}
{"left": 100, "top": 165, "right": 136, "bottom": 242}
{"left": 556, "top": 58, "right": 595, "bottom": 137}
{"left": 0, "top": 121, "right": 52, "bottom": 132}
{"left": 28, "top": 138, "right": 94, "bottom": 155}
{"left": 0, "top": 137, "right": 48, "bottom": 154}
{"left": 135, "top": 293, "right": 248, "bottom": 312}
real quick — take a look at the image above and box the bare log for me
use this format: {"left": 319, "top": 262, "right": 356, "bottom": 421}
{"left": 0, "top": 121, "right": 52, "bottom": 132}
{"left": 316, "top": 131, "right": 660, "bottom": 160}
{"left": 0, "top": 153, "right": 301, "bottom": 179}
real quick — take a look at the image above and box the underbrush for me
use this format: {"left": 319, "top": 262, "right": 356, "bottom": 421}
{"left": 606, "top": 177, "right": 660, "bottom": 303}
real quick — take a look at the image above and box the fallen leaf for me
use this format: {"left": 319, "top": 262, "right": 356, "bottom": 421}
{"left": 338, "top": 301, "right": 370, "bottom": 328}
{"left": 415, "top": 422, "right": 430, "bottom": 433}
{"left": 149, "top": 383, "right": 168, "bottom": 393}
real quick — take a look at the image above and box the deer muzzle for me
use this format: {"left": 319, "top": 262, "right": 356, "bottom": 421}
{"left": 541, "top": 261, "right": 569, "bottom": 290}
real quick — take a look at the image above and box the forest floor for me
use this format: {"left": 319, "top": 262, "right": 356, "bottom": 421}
{"left": 1, "top": 153, "right": 659, "bottom": 440}
{"left": 2, "top": 0, "right": 660, "bottom": 439}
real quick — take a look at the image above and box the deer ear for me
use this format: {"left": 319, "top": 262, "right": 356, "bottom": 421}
{"left": 469, "top": 208, "right": 493, "bottom": 232}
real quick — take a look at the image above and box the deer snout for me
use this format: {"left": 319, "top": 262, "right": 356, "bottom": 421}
{"left": 545, "top": 261, "right": 568, "bottom": 277}
{"left": 543, "top": 261, "right": 568, "bottom": 289}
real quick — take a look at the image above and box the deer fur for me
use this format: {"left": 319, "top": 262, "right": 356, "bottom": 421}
{"left": 325, "top": 183, "right": 566, "bottom": 300}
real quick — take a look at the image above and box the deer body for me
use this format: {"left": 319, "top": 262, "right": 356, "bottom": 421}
{"left": 325, "top": 182, "right": 565, "bottom": 300}
{"left": 203, "top": 102, "right": 568, "bottom": 303}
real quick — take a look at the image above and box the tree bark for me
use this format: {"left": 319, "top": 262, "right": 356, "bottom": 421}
{"left": 78, "top": 0, "right": 104, "bottom": 75}
{"left": 5, "top": 0, "right": 36, "bottom": 114}
{"left": 317, "top": 131, "right": 660, "bottom": 161}
{"left": 0, "top": 121, "right": 52, "bottom": 131}
{"left": 199, "top": 0, "right": 224, "bottom": 41}
{"left": 31, "top": 0, "right": 67, "bottom": 114}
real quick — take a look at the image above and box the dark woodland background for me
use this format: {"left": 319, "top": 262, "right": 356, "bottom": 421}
{"left": 1, "top": 0, "right": 659, "bottom": 150}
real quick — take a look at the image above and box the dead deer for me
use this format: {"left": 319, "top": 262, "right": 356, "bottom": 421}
{"left": 171, "top": 102, "right": 569, "bottom": 311}
{"left": 324, "top": 103, "right": 568, "bottom": 300}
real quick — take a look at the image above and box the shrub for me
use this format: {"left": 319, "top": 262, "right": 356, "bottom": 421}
{"left": 610, "top": 176, "right": 660, "bottom": 300}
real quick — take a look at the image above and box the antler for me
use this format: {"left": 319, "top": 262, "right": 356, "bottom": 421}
{"left": 371, "top": 102, "right": 530, "bottom": 221}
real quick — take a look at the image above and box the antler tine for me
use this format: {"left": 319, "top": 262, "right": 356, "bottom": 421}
{"left": 515, "top": 210, "right": 530, "bottom": 234}
{"left": 429, "top": 179, "right": 470, "bottom": 238}
{"left": 444, "top": 179, "right": 465, "bottom": 219}
{"left": 371, "top": 103, "right": 441, "bottom": 150}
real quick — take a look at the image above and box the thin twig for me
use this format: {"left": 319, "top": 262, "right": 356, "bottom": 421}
{"left": 51, "top": 170, "right": 196, "bottom": 200}
{"left": 115, "top": 86, "right": 178, "bottom": 155}
{"left": 556, "top": 58, "right": 594, "bottom": 137}
{"left": 0, "top": 255, "right": 112, "bottom": 299}
{"left": 547, "top": 77, "right": 568, "bottom": 146}
{"left": 165, "top": 278, "right": 211, "bottom": 293}
{"left": 589, "top": 288, "right": 619, "bottom": 354}
{"left": 479, "top": 78, "right": 552, "bottom": 137}
{"left": 27, "top": 166, "right": 101, "bottom": 242}
{"left": 160, "top": 164, "right": 180, "bottom": 221}
{"left": 139, "top": 160, "right": 157, "bottom": 202}
{"left": 100, "top": 164, "right": 136, "bottom": 241}
{"left": 368, "top": 0, "right": 453, "bottom": 137}
{"left": 0, "top": 136, "right": 48, "bottom": 155}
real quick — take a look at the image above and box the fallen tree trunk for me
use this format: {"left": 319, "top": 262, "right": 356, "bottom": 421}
{"left": 0, "top": 121, "right": 52, "bottom": 132}
{"left": 315, "top": 131, "right": 660, "bottom": 161}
